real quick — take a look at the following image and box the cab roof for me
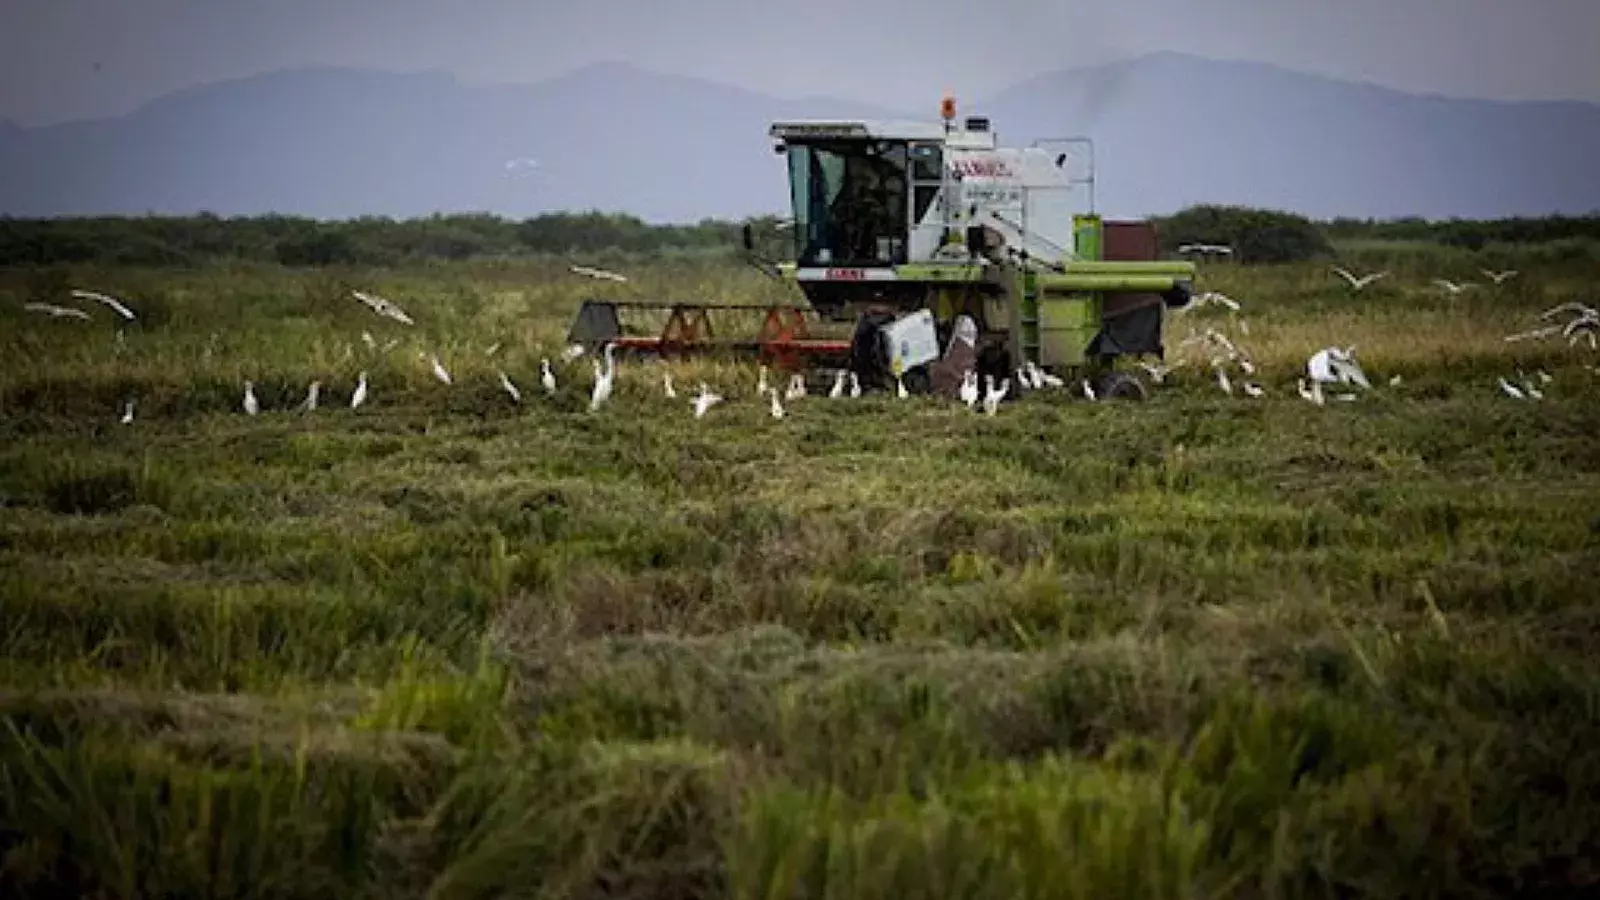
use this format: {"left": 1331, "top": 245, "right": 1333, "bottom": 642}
{"left": 769, "top": 119, "right": 998, "bottom": 149}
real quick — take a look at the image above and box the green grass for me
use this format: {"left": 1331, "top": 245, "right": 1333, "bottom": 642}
{"left": 2, "top": 250, "right": 1599, "bottom": 898}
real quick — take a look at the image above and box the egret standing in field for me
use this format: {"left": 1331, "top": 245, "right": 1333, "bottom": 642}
{"left": 769, "top": 387, "right": 786, "bottom": 419}
{"left": 959, "top": 370, "right": 979, "bottom": 409}
{"left": 351, "top": 372, "right": 369, "bottom": 410}
{"left": 299, "top": 381, "right": 321, "bottom": 412}
{"left": 541, "top": 358, "right": 557, "bottom": 394}
{"left": 589, "top": 358, "right": 613, "bottom": 411}
{"left": 243, "top": 381, "right": 260, "bottom": 416}
{"left": 983, "top": 375, "right": 1009, "bottom": 416}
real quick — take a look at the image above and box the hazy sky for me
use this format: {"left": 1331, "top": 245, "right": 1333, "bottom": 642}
{"left": 3, "top": 0, "right": 1597, "bottom": 126}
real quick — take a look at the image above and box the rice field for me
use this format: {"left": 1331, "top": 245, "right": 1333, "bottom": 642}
{"left": 2, "top": 245, "right": 1598, "bottom": 898}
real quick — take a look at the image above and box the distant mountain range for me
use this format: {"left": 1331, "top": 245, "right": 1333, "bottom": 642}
{"left": 2, "top": 52, "right": 1597, "bottom": 223}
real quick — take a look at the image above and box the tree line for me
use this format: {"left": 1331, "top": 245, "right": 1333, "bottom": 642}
{"left": 2, "top": 207, "right": 1597, "bottom": 268}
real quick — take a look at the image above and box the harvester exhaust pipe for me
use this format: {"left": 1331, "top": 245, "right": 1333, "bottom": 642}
{"left": 740, "top": 221, "right": 783, "bottom": 280}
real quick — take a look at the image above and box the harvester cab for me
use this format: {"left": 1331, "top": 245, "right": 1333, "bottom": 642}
{"left": 764, "top": 94, "right": 1197, "bottom": 398}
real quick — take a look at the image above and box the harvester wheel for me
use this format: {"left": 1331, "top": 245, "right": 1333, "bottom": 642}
{"left": 902, "top": 367, "right": 932, "bottom": 395}
{"left": 1093, "top": 371, "right": 1148, "bottom": 402}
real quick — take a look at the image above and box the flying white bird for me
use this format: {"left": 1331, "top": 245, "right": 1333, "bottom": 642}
{"left": 959, "top": 370, "right": 979, "bottom": 409}
{"left": 1498, "top": 377, "right": 1526, "bottom": 400}
{"left": 589, "top": 358, "right": 613, "bottom": 411}
{"left": 541, "top": 359, "right": 557, "bottom": 394}
{"left": 983, "top": 375, "right": 1009, "bottom": 416}
{"left": 351, "top": 372, "right": 369, "bottom": 409}
{"left": 1213, "top": 363, "right": 1232, "bottom": 395}
{"left": 1518, "top": 371, "right": 1545, "bottom": 400}
{"left": 1331, "top": 267, "right": 1388, "bottom": 291}
{"left": 300, "top": 380, "right": 321, "bottom": 412}
{"left": 120, "top": 400, "right": 135, "bottom": 424}
{"left": 692, "top": 383, "right": 723, "bottom": 419}
{"left": 1540, "top": 301, "right": 1598, "bottom": 322}
{"left": 1177, "top": 243, "right": 1233, "bottom": 256}
{"left": 663, "top": 371, "right": 677, "bottom": 399}
{"left": 829, "top": 370, "right": 846, "bottom": 399}
{"left": 499, "top": 371, "right": 521, "bottom": 403}
{"left": 351, "top": 290, "right": 414, "bottom": 325}
{"left": 71, "top": 289, "right": 135, "bottom": 321}
{"left": 24, "top": 302, "right": 91, "bottom": 320}
{"left": 785, "top": 373, "right": 807, "bottom": 401}
{"left": 769, "top": 387, "right": 785, "bottom": 419}
{"left": 1189, "top": 291, "right": 1241, "bottom": 311}
{"left": 1013, "top": 367, "right": 1031, "bottom": 391}
{"left": 1432, "top": 279, "right": 1476, "bottom": 296}
{"left": 1241, "top": 381, "right": 1265, "bottom": 398}
{"left": 243, "top": 381, "right": 260, "bottom": 416}
{"left": 484, "top": 342, "right": 502, "bottom": 357}
{"left": 570, "top": 265, "right": 629, "bottom": 283}
{"left": 361, "top": 331, "right": 377, "bottom": 350}
{"left": 1036, "top": 365, "right": 1065, "bottom": 389}
{"left": 426, "top": 354, "right": 452, "bottom": 385}
{"left": 560, "top": 343, "right": 586, "bottom": 362}
{"left": 1564, "top": 312, "right": 1600, "bottom": 342}
{"left": 1481, "top": 269, "right": 1518, "bottom": 285}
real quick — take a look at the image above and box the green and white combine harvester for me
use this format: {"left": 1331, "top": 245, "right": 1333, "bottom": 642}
{"left": 568, "top": 94, "right": 1197, "bottom": 399}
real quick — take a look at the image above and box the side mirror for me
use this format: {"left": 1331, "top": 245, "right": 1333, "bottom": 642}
{"left": 741, "top": 223, "right": 755, "bottom": 252}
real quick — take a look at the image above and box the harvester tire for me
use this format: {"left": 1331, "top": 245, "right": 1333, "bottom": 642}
{"left": 902, "top": 367, "right": 932, "bottom": 395}
{"left": 851, "top": 309, "right": 896, "bottom": 391}
{"left": 1093, "top": 371, "right": 1148, "bottom": 402}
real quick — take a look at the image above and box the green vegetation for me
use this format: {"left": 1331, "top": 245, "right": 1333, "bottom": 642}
{"left": 5, "top": 208, "right": 1600, "bottom": 268}
{"left": 1, "top": 237, "right": 1598, "bottom": 898}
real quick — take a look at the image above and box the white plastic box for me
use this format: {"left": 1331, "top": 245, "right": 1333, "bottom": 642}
{"left": 882, "top": 309, "right": 940, "bottom": 374}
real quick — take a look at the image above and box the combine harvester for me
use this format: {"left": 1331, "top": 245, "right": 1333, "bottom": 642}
{"left": 567, "top": 93, "right": 1197, "bottom": 398}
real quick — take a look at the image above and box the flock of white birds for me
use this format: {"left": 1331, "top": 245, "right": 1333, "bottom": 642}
{"left": 1165, "top": 265, "right": 1597, "bottom": 404}
{"left": 17, "top": 260, "right": 1596, "bottom": 425}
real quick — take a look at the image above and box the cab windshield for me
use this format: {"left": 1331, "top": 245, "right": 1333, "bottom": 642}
{"left": 785, "top": 139, "right": 908, "bottom": 267}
